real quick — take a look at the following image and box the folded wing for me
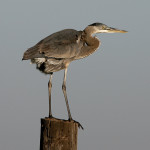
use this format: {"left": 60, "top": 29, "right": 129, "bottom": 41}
{"left": 23, "top": 29, "right": 83, "bottom": 60}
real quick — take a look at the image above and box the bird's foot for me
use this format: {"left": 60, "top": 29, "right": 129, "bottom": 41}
{"left": 69, "top": 118, "right": 84, "bottom": 130}
{"left": 48, "top": 114, "right": 53, "bottom": 118}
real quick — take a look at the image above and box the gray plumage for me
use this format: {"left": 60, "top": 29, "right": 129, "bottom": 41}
{"left": 23, "top": 29, "right": 84, "bottom": 73}
{"left": 22, "top": 23, "right": 127, "bottom": 127}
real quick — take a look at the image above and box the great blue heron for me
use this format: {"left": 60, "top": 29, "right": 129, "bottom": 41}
{"left": 22, "top": 22, "right": 127, "bottom": 128}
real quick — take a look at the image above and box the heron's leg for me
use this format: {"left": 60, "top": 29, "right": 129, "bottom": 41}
{"left": 62, "top": 68, "right": 84, "bottom": 129}
{"left": 62, "top": 68, "right": 72, "bottom": 120}
{"left": 48, "top": 73, "right": 53, "bottom": 118}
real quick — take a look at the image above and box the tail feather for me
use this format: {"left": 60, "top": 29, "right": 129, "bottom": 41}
{"left": 22, "top": 45, "right": 42, "bottom": 60}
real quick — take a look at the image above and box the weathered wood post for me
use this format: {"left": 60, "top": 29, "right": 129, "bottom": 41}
{"left": 40, "top": 117, "right": 78, "bottom": 150}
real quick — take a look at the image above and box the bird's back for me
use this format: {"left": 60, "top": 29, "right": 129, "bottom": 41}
{"left": 23, "top": 29, "right": 84, "bottom": 74}
{"left": 23, "top": 29, "right": 83, "bottom": 60}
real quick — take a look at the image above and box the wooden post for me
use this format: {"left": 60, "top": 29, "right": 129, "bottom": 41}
{"left": 40, "top": 117, "right": 78, "bottom": 150}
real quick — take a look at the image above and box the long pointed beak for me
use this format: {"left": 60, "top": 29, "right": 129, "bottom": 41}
{"left": 106, "top": 27, "right": 128, "bottom": 33}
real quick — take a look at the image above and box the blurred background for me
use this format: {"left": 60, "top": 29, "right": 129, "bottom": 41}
{"left": 0, "top": 0, "right": 150, "bottom": 150}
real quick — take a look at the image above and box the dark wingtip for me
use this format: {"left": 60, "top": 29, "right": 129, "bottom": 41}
{"left": 22, "top": 57, "right": 25, "bottom": 61}
{"left": 22, "top": 57, "right": 27, "bottom": 61}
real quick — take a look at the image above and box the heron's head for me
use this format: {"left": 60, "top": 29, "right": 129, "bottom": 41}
{"left": 86, "top": 22, "right": 127, "bottom": 34}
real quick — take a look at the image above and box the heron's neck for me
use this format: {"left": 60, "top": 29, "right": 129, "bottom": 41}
{"left": 75, "top": 29, "right": 100, "bottom": 59}
{"left": 84, "top": 29, "right": 99, "bottom": 46}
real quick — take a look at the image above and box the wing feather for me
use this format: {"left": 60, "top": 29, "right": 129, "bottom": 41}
{"left": 23, "top": 29, "right": 83, "bottom": 60}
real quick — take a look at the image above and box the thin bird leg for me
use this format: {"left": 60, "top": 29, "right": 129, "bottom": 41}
{"left": 48, "top": 73, "right": 53, "bottom": 118}
{"left": 62, "top": 68, "right": 72, "bottom": 120}
{"left": 62, "top": 68, "right": 84, "bottom": 129}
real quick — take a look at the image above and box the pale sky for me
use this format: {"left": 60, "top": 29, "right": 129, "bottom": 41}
{"left": 0, "top": 0, "right": 150, "bottom": 150}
